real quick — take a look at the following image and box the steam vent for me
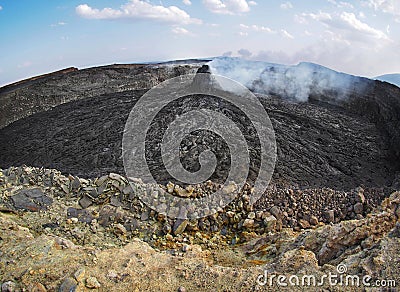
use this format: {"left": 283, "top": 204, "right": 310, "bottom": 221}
{"left": 1, "top": 58, "right": 400, "bottom": 291}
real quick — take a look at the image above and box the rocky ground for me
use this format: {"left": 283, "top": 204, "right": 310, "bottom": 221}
{"left": 0, "top": 90, "right": 397, "bottom": 191}
{"left": 0, "top": 166, "right": 399, "bottom": 291}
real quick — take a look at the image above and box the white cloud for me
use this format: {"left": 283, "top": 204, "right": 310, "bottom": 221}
{"left": 280, "top": 29, "right": 294, "bottom": 39}
{"left": 280, "top": 2, "right": 293, "bottom": 10}
{"left": 182, "top": 0, "right": 192, "bottom": 5}
{"left": 171, "top": 27, "right": 192, "bottom": 35}
{"left": 50, "top": 21, "right": 67, "bottom": 27}
{"left": 304, "top": 11, "right": 333, "bottom": 21}
{"left": 76, "top": 0, "right": 202, "bottom": 25}
{"left": 327, "top": 0, "right": 354, "bottom": 9}
{"left": 239, "top": 23, "right": 275, "bottom": 33}
{"left": 364, "top": 0, "right": 400, "bottom": 16}
{"left": 0, "top": 5, "right": 2, "bottom": 11}
{"left": 203, "top": 0, "right": 254, "bottom": 15}
{"left": 338, "top": 12, "right": 389, "bottom": 40}
{"left": 302, "top": 11, "right": 390, "bottom": 44}
{"left": 238, "top": 31, "right": 248, "bottom": 36}
{"left": 341, "top": 2, "right": 354, "bottom": 9}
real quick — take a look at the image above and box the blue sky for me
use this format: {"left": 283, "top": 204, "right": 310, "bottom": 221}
{"left": 0, "top": 0, "right": 399, "bottom": 86}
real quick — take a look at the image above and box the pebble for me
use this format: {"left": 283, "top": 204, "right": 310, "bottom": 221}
{"left": 1, "top": 281, "right": 16, "bottom": 292}
{"left": 109, "top": 173, "right": 125, "bottom": 182}
{"left": 140, "top": 211, "right": 149, "bottom": 221}
{"left": 163, "top": 223, "right": 172, "bottom": 234}
{"left": 178, "top": 287, "right": 186, "bottom": 292}
{"left": 324, "top": 210, "right": 335, "bottom": 223}
{"left": 226, "top": 211, "right": 234, "bottom": 218}
{"left": 85, "top": 276, "right": 101, "bottom": 289}
{"left": 74, "top": 268, "right": 86, "bottom": 282}
{"left": 167, "top": 182, "right": 175, "bottom": 193}
{"left": 264, "top": 215, "right": 277, "bottom": 231}
{"left": 354, "top": 203, "right": 363, "bottom": 214}
{"left": 309, "top": 216, "right": 319, "bottom": 226}
{"left": 70, "top": 177, "right": 81, "bottom": 191}
{"left": 356, "top": 187, "right": 365, "bottom": 203}
{"left": 243, "top": 219, "right": 254, "bottom": 228}
{"left": 173, "top": 219, "right": 188, "bottom": 235}
{"left": 182, "top": 244, "right": 189, "bottom": 252}
{"left": 270, "top": 206, "right": 282, "bottom": 219}
{"left": 107, "top": 270, "right": 119, "bottom": 281}
{"left": 59, "top": 277, "right": 77, "bottom": 292}
{"left": 79, "top": 195, "right": 93, "bottom": 208}
{"left": 114, "top": 223, "right": 127, "bottom": 235}
{"left": 95, "top": 175, "right": 109, "bottom": 186}
{"left": 299, "top": 219, "right": 311, "bottom": 229}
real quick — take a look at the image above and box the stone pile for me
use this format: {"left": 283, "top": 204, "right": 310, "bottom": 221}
{"left": 0, "top": 166, "right": 392, "bottom": 246}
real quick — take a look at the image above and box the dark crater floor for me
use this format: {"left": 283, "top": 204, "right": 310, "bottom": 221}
{"left": 0, "top": 90, "right": 397, "bottom": 190}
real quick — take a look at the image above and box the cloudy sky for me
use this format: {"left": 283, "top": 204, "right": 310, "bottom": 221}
{"left": 0, "top": 0, "right": 399, "bottom": 86}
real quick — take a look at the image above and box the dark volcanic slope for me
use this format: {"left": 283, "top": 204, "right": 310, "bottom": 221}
{"left": 0, "top": 88, "right": 396, "bottom": 190}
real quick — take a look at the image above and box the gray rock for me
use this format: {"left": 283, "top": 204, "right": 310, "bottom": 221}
{"left": 323, "top": 210, "right": 335, "bottom": 223}
{"left": 163, "top": 223, "right": 172, "bottom": 234}
{"left": 109, "top": 197, "right": 122, "bottom": 208}
{"left": 70, "top": 177, "right": 81, "bottom": 191}
{"left": 11, "top": 188, "right": 53, "bottom": 211}
{"left": 67, "top": 207, "right": 93, "bottom": 224}
{"left": 78, "top": 195, "right": 93, "bottom": 209}
{"left": 59, "top": 277, "right": 77, "bottom": 292}
{"left": 270, "top": 206, "right": 282, "bottom": 219}
{"left": 140, "top": 211, "right": 149, "bottom": 221}
{"left": 354, "top": 203, "right": 363, "bottom": 214}
{"left": 95, "top": 175, "right": 109, "bottom": 186}
{"left": 173, "top": 219, "right": 188, "bottom": 235}
{"left": 1, "top": 281, "right": 16, "bottom": 292}
{"left": 122, "top": 185, "right": 133, "bottom": 195}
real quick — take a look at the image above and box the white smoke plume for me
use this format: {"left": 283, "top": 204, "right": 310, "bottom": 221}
{"left": 208, "top": 57, "right": 372, "bottom": 102}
